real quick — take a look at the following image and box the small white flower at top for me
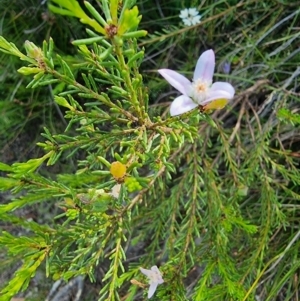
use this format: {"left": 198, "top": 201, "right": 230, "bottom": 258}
{"left": 158, "top": 49, "right": 235, "bottom": 116}
{"left": 139, "top": 265, "right": 164, "bottom": 298}
{"left": 179, "top": 8, "right": 201, "bottom": 26}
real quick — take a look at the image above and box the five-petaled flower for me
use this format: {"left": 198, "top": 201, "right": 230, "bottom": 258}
{"left": 139, "top": 265, "right": 164, "bottom": 298}
{"left": 179, "top": 8, "right": 201, "bottom": 26}
{"left": 158, "top": 49, "right": 235, "bottom": 116}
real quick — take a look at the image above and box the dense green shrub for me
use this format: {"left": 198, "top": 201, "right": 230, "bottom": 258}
{"left": 0, "top": 1, "right": 299, "bottom": 300}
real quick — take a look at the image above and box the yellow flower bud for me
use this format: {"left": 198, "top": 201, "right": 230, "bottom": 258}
{"left": 110, "top": 161, "right": 126, "bottom": 181}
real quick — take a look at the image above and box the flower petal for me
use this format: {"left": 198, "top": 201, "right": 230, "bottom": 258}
{"left": 170, "top": 95, "right": 198, "bottom": 116}
{"left": 193, "top": 49, "right": 215, "bottom": 82}
{"left": 158, "top": 69, "right": 191, "bottom": 95}
{"left": 210, "top": 81, "right": 235, "bottom": 98}
{"left": 150, "top": 266, "right": 160, "bottom": 273}
{"left": 183, "top": 19, "right": 192, "bottom": 26}
{"left": 191, "top": 15, "right": 201, "bottom": 25}
{"left": 179, "top": 9, "right": 189, "bottom": 19}
{"left": 201, "top": 90, "right": 234, "bottom": 105}
{"left": 140, "top": 267, "right": 153, "bottom": 278}
{"left": 148, "top": 283, "right": 158, "bottom": 298}
{"left": 150, "top": 266, "right": 164, "bottom": 284}
{"left": 188, "top": 8, "right": 199, "bottom": 16}
{"left": 202, "top": 99, "right": 228, "bottom": 110}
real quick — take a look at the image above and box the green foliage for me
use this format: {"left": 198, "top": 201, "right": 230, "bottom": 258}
{"left": 0, "top": 0, "right": 82, "bottom": 158}
{"left": 0, "top": 232, "right": 49, "bottom": 301}
{"left": 49, "top": 0, "right": 106, "bottom": 34}
{"left": 0, "top": 0, "right": 300, "bottom": 301}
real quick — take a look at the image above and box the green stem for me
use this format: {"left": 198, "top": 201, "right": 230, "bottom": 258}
{"left": 47, "top": 68, "right": 138, "bottom": 123}
{"left": 114, "top": 42, "right": 144, "bottom": 122}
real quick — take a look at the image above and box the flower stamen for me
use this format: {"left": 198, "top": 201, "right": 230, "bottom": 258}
{"left": 190, "top": 79, "right": 210, "bottom": 103}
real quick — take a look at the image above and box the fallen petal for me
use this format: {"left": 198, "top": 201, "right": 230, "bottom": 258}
{"left": 193, "top": 49, "right": 215, "bottom": 82}
{"left": 158, "top": 69, "right": 191, "bottom": 95}
{"left": 170, "top": 95, "right": 198, "bottom": 116}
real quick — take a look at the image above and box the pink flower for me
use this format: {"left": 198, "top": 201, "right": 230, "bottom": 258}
{"left": 140, "top": 266, "right": 164, "bottom": 298}
{"left": 158, "top": 49, "right": 235, "bottom": 116}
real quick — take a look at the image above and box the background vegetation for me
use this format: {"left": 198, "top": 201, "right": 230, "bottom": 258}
{"left": 0, "top": 0, "right": 299, "bottom": 300}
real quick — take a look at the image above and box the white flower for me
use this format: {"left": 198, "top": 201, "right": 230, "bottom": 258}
{"left": 139, "top": 265, "right": 164, "bottom": 298}
{"left": 158, "top": 49, "right": 235, "bottom": 116}
{"left": 179, "top": 8, "right": 201, "bottom": 26}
